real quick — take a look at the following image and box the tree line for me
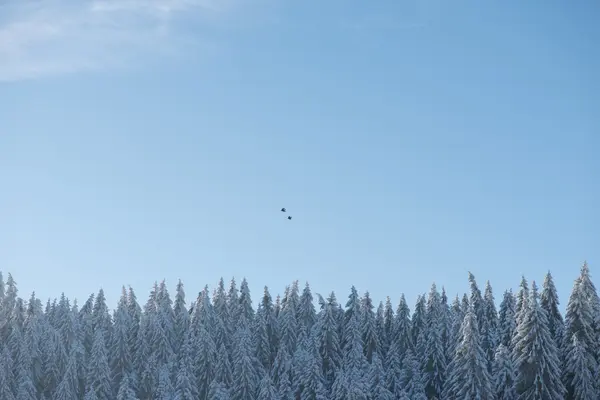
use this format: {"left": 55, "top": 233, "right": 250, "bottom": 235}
{"left": 0, "top": 262, "right": 597, "bottom": 399}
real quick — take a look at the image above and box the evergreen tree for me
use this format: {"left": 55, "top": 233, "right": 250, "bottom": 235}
{"left": 257, "top": 374, "right": 280, "bottom": 400}
{"left": 360, "top": 291, "right": 379, "bottom": 363}
{"left": 540, "top": 272, "right": 564, "bottom": 348}
{"left": 482, "top": 281, "right": 499, "bottom": 371}
{"left": 399, "top": 348, "right": 427, "bottom": 400}
{"left": 314, "top": 292, "right": 342, "bottom": 389}
{"left": 562, "top": 263, "right": 599, "bottom": 399}
{"left": 231, "top": 328, "right": 259, "bottom": 400}
{"left": 86, "top": 329, "right": 112, "bottom": 400}
{"left": 512, "top": 281, "right": 565, "bottom": 399}
{"left": 493, "top": 344, "right": 517, "bottom": 400}
{"left": 173, "top": 331, "right": 199, "bottom": 400}
{"left": 116, "top": 374, "right": 138, "bottom": 400}
{"left": 411, "top": 295, "right": 426, "bottom": 353}
{"left": 155, "top": 364, "right": 174, "bottom": 400}
{"left": 443, "top": 308, "right": 493, "bottom": 400}
{"left": 110, "top": 287, "right": 132, "bottom": 393}
{"left": 421, "top": 283, "right": 446, "bottom": 399}
{"left": 298, "top": 283, "right": 317, "bottom": 334}
{"left": 497, "top": 289, "right": 516, "bottom": 349}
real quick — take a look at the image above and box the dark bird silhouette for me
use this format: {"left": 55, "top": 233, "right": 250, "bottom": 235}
{"left": 288, "top": 216, "right": 292, "bottom": 220}
{"left": 281, "top": 208, "right": 286, "bottom": 212}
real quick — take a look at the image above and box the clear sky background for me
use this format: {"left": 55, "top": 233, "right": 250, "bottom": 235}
{"left": 1, "top": 0, "right": 598, "bottom": 311}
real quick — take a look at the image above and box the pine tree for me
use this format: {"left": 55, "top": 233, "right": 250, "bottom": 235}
{"left": 540, "top": 272, "right": 564, "bottom": 348}
{"left": 369, "top": 353, "right": 394, "bottom": 400}
{"left": 399, "top": 348, "right": 427, "bottom": 400}
{"left": 86, "top": 329, "right": 112, "bottom": 400}
{"left": 393, "top": 294, "right": 412, "bottom": 360}
{"left": 238, "top": 278, "right": 255, "bottom": 329}
{"left": 195, "top": 326, "right": 217, "bottom": 400}
{"left": 443, "top": 307, "right": 493, "bottom": 399}
{"left": 512, "top": 281, "right": 565, "bottom": 399}
{"left": 110, "top": 287, "right": 132, "bottom": 393}
{"left": 411, "top": 295, "right": 426, "bottom": 353}
{"left": 421, "top": 283, "right": 446, "bottom": 399}
{"left": 257, "top": 374, "right": 280, "bottom": 400}
{"left": 562, "top": 263, "right": 599, "bottom": 399}
{"left": 214, "top": 342, "right": 234, "bottom": 389}
{"left": 173, "top": 279, "right": 190, "bottom": 355}
{"left": 314, "top": 292, "right": 342, "bottom": 389}
{"left": 0, "top": 346, "right": 16, "bottom": 400}
{"left": 298, "top": 283, "right": 317, "bottom": 335}
{"left": 360, "top": 291, "right": 379, "bottom": 363}
{"left": 482, "top": 281, "right": 499, "bottom": 371}
{"left": 231, "top": 328, "right": 259, "bottom": 400}
{"left": 497, "top": 289, "right": 516, "bottom": 349}
{"left": 208, "top": 380, "right": 231, "bottom": 400}
{"left": 493, "top": 344, "right": 517, "bottom": 400}
{"left": 155, "top": 364, "right": 174, "bottom": 400}
{"left": 173, "top": 331, "right": 199, "bottom": 400}
{"left": 563, "top": 334, "right": 596, "bottom": 399}
{"left": 116, "top": 374, "right": 138, "bottom": 400}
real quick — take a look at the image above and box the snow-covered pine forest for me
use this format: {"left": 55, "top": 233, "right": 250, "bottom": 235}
{"left": 0, "top": 262, "right": 598, "bottom": 400}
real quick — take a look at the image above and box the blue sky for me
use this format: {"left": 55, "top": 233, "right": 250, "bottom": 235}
{"left": 1, "top": 0, "right": 598, "bottom": 311}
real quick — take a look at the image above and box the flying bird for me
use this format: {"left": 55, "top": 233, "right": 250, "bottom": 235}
{"left": 288, "top": 216, "right": 292, "bottom": 220}
{"left": 281, "top": 208, "right": 286, "bottom": 212}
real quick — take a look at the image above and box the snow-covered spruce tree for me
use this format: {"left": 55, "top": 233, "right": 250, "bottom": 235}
{"left": 341, "top": 310, "right": 369, "bottom": 398}
{"left": 562, "top": 263, "right": 599, "bottom": 399}
{"left": 369, "top": 352, "right": 395, "bottom": 400}
{"left": 213, "top": 342, "right": 234, "bottom": 389}
{"left": 439, "top": 287, "right": 452, "bottom": 365}
{"left": 254, "top": 286, "right": 278, "bottom": 371}
{"left": 173, "top": 331, "right": 199, "bottom": 400}
{"left": 231, "top": 327, "right": 259, "bottom": 400}
{"left": 493, "top": 344, "right": 517, "bottom": 400}
{"left": 208, "top": 380, "right": 231, "bottom": 400}
{"left": 360, "top": 292, "right": 379, "bottom": 364}
{"left": 375, "top": 301, "right": 386, "bottom": 360}
{"left": 257, "top": 374, "right": 280, "bottom": 400}
{"left": 155, "top": 364, "right": 175, "bottom": 400}
{"left": 0, "top": 346, "right": 16, "bottom": 400}
{"left": 298, "top": 283, "right": 317, "bottom": 335}
{"left": 86, "top": 329, "right": 112, "bottom": 400}
{"left": 278, "top": 287, "right": 299, "bottom": 356}
{"left": 54, "top": 347, "right": 81, "bottom": 400}
{"left": 563, "top": 333, "right": 596, "bottom": 399}
{"left": 421, "top": 283, "right": 446, "bottom": 399}
{"left": 173, "top": 279, "right": 190, "bottom": 356}
{"left": 514, "top": 276, "right": 529, "bottom": 328}
{"left": 381, "top": 297, "right": 394, "bottom": 358}
{"left": 314, "top": 292, "right": 342, "bottom": 390}
{"left": 540, "top": 272, "right": 564, "bottom": 348}
{"left": 116, "top": 374, "right": 138, "bottom": 400}
{"left": 195, "top": 325, "right": 217, "bottom": 400}
{"left": 91, "top": 289, "right": 113, "bottom": 345}
{"left": 482, "top": 281, "right": 499, "bottom": 371}
{"left": 272, "top": 341, "right": 292, "bottom": 391}
{"left": 110, "top": 287, "right": 133, "bottom": 394}
{"left": 512, "top": 281, "right": 565, "bottom": 399}
{"left": 398, "top": 347, "right": 427, "bottom": 400}
{"left": 443, "top": 307, "right": 493, "bottom": 400}
{"left": 411, "top": 294, "right": 426, "bottom": 353}
{"left": 342, "top": 286, "right": 362, "bottom": 352}
{"left": 238, "top": 278, "right": 255, "bottom": 329}
{"left": 446, "top": 295, "right": 464, "bottom": 362}
{"left": 213, "top": 278, "right": 232, "bottom": 353}
{"left": 296, "top": 335, "right": 329, "bottom": 400}
{"left": 497, "top": 289, "right": 516, "bottom": 349}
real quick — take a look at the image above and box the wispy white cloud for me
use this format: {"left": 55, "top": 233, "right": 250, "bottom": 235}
{"left": 0, "top": 0, "right": 238, "bottom": 81}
